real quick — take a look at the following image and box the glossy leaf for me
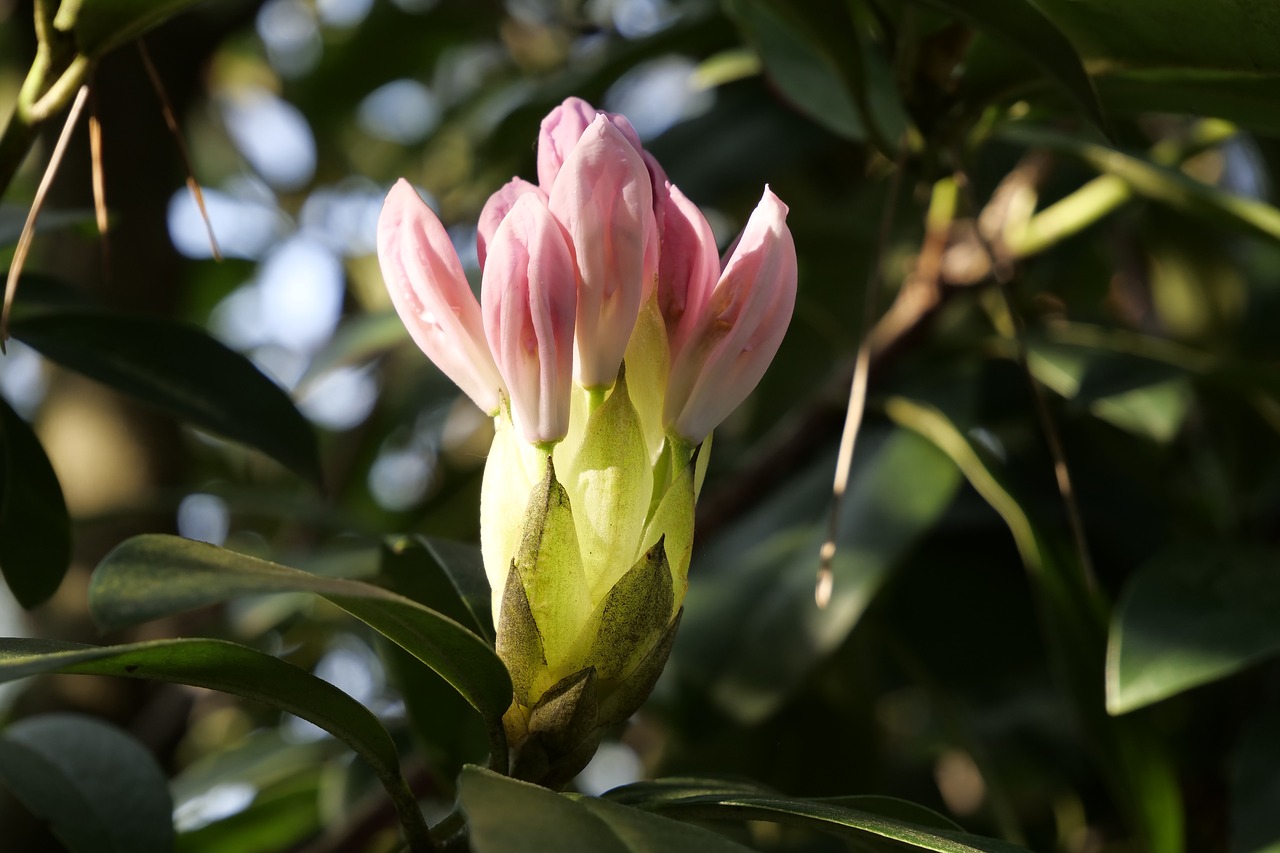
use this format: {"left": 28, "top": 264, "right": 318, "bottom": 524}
{"left": 605, "top": 777, "right": 1031, "bottom": 853}
{"left": 460, "top": 766, "right": 755, "bottom": 853}
{"left": 0, "top": 637, "right": 428, "bottom": 847}
{"left": 0, "top": 713, "right": 174, "bottom": 853}
{"left": 1107, "top": 544, "right": 1280, "bottom": 714}
{"left": 88, "top": 534, "right": 512, "bottom": 733}
{"left": 0, "top": 396, "right": 70, "bottom": 608}
{"left": 7, "top": 306, "right": 321, "bottom": 485}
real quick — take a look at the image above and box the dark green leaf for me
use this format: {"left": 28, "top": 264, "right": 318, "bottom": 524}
{"left": 460, "top": 766, "right": 755, "bottom": 853}
{"left": 1107, "top": 544, "right": 1280, "bottom": 714}
{"left": 382, "top": 534, "right": 493, "bottom": 642}
{"left": 722, "top": 0, "right": 866, "bottom": 141}
{"left": 8, "top": 307, "right": 321, "bottom": 485}
{"left": 0, "top": 396, "right": 70, "bottom": 607}
{"left": 605, "top": 778, "right": 1030, "bottom": 853}
{"left": 89, "top": 534, "right": 512, "bottom": 732}
{"left": 918, "top": 0, "right": 1105, "bottom": 132}
{"left": 0, "top": 637, "right": 427, "bottom": 846}
{"left": 1231, "top": 712, "right": 1280, "bottom": 853}
{"left": 0, "top": 713, "right": 174, "bottom": 853}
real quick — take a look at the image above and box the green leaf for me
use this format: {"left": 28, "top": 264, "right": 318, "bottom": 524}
{"left": 381, "top": 535, "right": 494, "bottom": 642}
{"left": 0, "top": 396, "right": 71, "bottom": 608}
{"left": 7, "top": 306, "right": 321, "bottom": 485}
{"left": 604, "top": 778, "right": 1031, "bottom": 853}
{"left": 722, "top": 0, "right": 866, "bottom": 141}
{"left": 1033, "top": 0, "right": 1280, "bottom": 78}
{"left": 88, "top": 534, "right": 512, "bottom": 733}
{"left": 918, "top": 0, "right": 1105, "bottom": 132}
{"left": 0, "top": 713, "right": 174, "bottom": 853}
{"left": 459, "top": 766, "right": 755, "bottom": 853}
{"left": 1107, "top": 544, "right": 1280, "bottom": 714}
{"left": 677, "top": 426, "right": 960, "bottom": 723}
{"left": 997, "top": 125, "right": 1280, "bottom": 243}
{"left": 0, "top": 637, "right": 428, "bottom": 848}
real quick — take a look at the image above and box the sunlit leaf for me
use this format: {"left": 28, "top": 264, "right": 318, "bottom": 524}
{"left": 0, "top": 713, "right": 174, "bottom": 853}
{"left": 88, "top": 534, "right": 512, "bottom": 735}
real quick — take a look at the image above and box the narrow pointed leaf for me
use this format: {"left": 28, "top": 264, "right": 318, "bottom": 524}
{"left": 8, "top": 307, "right": 321, "bottom": 485}
{"left": 88, "top": 534, "right": 511, "bottom": 728}
{"left": 604, "top": 779, "right": 1032, "bottom": 853}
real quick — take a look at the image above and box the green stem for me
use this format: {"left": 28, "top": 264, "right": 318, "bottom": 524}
{"left": 380, "top": 768, "right": 437, "bottom": 853}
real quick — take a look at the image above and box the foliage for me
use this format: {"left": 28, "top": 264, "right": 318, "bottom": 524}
{"left": 2, "top": 0, "right": 1280, "bottom": 851}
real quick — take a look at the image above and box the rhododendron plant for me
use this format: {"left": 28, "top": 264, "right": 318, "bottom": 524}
{"left": 377, "top": 96, "right": 797, "bottom": 785}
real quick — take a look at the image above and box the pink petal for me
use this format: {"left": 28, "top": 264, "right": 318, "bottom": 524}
{"left": 482, "top": 193, "right": 578, "bottom": 444}
{"left": 665, "top": 186, "right": 797, "bottom": 442}
{"left": 548, "top": 115, "right": 658, "bottom": 389}
{"left": 477, "top": 178, "right": 546, "bottom": 270}
{"left": 377, "top": 179, "right": 505, "bottom": 414}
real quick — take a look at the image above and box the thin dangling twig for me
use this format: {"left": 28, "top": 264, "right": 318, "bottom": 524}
{"left": 2, "top": 83, "right": 91, "bottom": 350}
{"left": 816, "top": 143, "right": 908, "bottom": 608}
{"left": 137, "top": 39, "right": 221, "bottom": 261}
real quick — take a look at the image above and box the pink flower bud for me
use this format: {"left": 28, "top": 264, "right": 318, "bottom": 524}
{"left": 657, "top": 182, "right": 719, "bottom": 357}
{"left": 548, "top": 115, "right": 658, "bottom": 389}
{"left": 482, "top": 193, "right": 578, "bottom": 445}
{"left": 664, "top": 186, "right": 797, "bottom": 443}
{"left": 477, "top": 178, "right": 546, "bottom": 271}
{"left": 537, "top": 97, "right": 644, "bottom": 191}
{"left": 378, "top": 179, "right": 506, "bottom": 414}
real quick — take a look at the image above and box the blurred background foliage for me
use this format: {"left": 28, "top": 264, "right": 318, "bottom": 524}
{"left": 3, "top": 0, "right": 1280, "bottom": 851}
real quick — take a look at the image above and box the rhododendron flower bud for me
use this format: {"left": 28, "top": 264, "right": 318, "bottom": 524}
{"left": 481, "top": 194, "right": 578, "bottom": 445}
{"left": 537, "top": 96, "right": 644, "bottom": 190}
{"left": 549, "top": 115, "right": 658, "bottom": 389}
{"left": 664, "top": 186, "right": 797, "bottom": 443}
{"left": 476, "top": 178, "right": 546, "bottom": 270}
{"left": 377, "top": 179, "right": 505, "bottom": 414}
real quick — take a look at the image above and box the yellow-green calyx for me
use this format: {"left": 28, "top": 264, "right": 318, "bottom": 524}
{"left": 481, "top": 319, "right": 706, "bottom": 786}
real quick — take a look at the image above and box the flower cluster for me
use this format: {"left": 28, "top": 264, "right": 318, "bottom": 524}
{"left": 378, "top": 97, "right": 796, "bottom": 784}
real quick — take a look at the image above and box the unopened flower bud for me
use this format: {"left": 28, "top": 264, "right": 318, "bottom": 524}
{"left": 664, "top": 186, "right": 797, "bottom": 443}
